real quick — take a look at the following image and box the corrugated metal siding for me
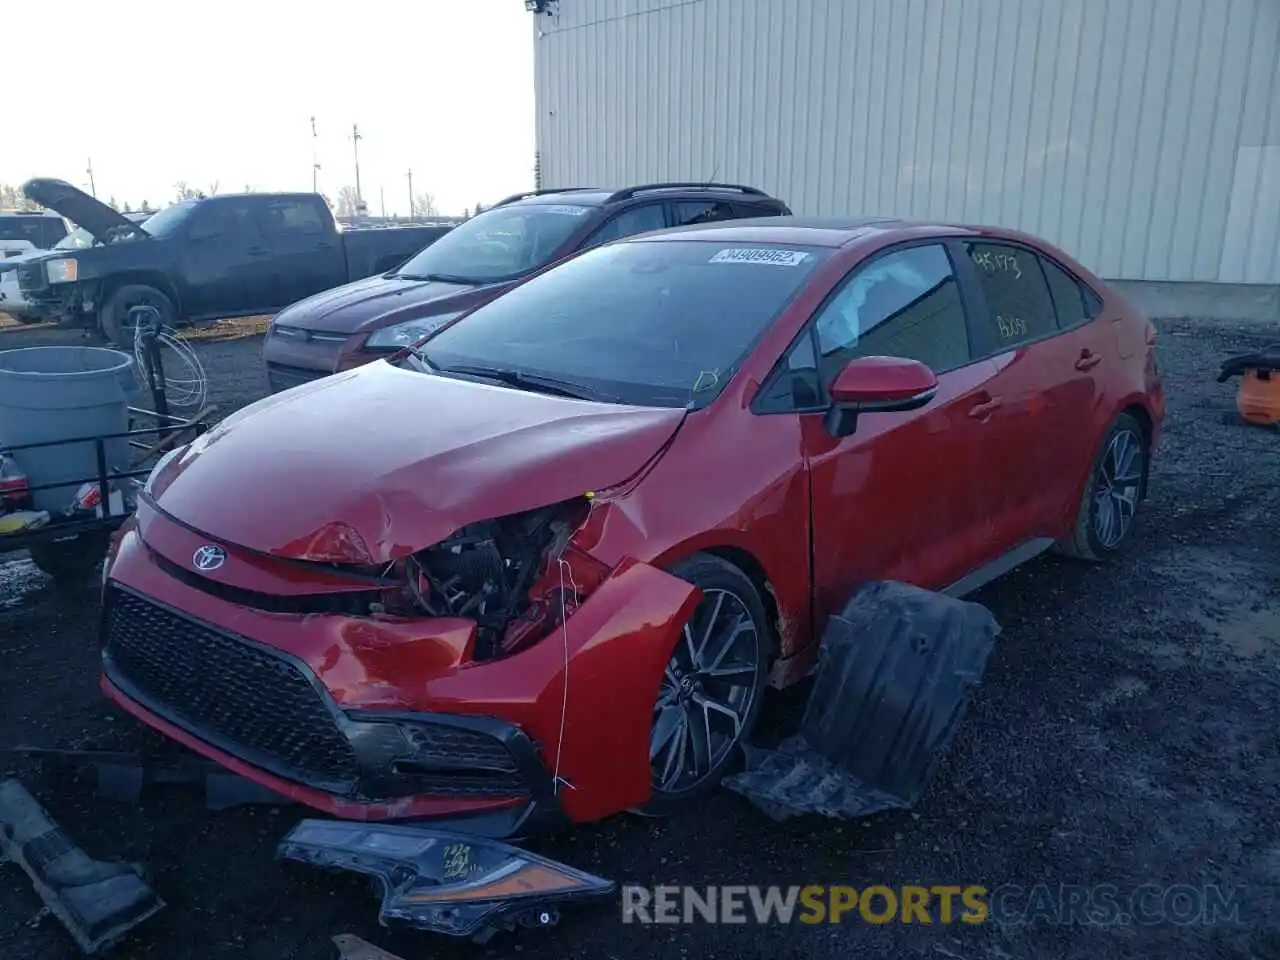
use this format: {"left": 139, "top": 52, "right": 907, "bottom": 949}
{"left": 533, "top": 0, "right": 1280, "bottom": 283}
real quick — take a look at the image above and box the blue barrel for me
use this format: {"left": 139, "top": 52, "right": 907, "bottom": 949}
{"left": 0, "top": 346, "right": 139, "bottom": 512}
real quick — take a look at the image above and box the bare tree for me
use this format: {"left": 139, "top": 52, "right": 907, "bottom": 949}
{"left": 335, "top": 185, "right": 362, "bottom": 218}
{"left": 473, "top": 202, "right": 487, "bottom": 216}
{"left": 173, "top": 181, "right": 201, "bottom": 202}
{"left": 0, "top": 183, "right": 40, "bottom": 211}
{"left": 412, "top": 192, "right": 438, "bottom": 217}
{"left": 206, "top": 180, "right": 220, "bottom": 196}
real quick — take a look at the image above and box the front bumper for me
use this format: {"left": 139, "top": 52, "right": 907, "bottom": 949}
{"left": 101, "top": 508, "right": 699, "bottom": 830}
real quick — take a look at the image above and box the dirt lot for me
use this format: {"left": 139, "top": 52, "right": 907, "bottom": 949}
{"left": 0, "top": 317, "right": 1277, "bottom": 960}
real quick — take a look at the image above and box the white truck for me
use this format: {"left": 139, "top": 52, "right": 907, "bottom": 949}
{"left": 0, "top": 212, "right": 148, "bottom": 323}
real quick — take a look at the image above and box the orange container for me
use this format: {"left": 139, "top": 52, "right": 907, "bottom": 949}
{"left": 1237, "top": 369, "right": 1280, "bottom": 427}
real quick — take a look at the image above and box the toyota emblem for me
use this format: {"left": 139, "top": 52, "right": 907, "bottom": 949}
{"left": 192, "top": 544, "right": 226, "bottom": 572}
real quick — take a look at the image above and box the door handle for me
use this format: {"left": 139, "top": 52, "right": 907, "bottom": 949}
{"left": 316, "top": 241, "right": 334, "bottom": 249}
{"left": 247, "top": 245, "right": 270, "bottom": 256}
{"left": 967, "top": 394, "right": 1003, "bottom": 420}
{"left": 1075, "top": 350, "right": 1102, "bottom": 371}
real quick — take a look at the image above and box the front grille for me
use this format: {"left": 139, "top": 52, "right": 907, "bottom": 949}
{"left": 103, "top": 585, "right": 362, "bottom": 793}
{"left": 16, "top": 262, "right": 45, "bottom": 293}
{"left": 266, "top": 362, "right": 330, "bottom": 393}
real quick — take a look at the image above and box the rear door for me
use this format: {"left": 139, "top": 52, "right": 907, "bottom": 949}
{"left": 180, "top": 198, "right": 271, "bottom": 317}
{"left": 958, "top": 239, "right": 1115, "bottom": 547}
{"left": 790, "top": 241, "right": 1005, "bottom": 614}
{"left": 260, "top": 196, "right": 346, "bottom": 306}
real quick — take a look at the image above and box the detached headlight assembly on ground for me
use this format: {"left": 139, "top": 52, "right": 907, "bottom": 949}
{"left": 278, "top": 820, "right": 614, "bottom": 942}
{"left": 44, "top": 258, "right": 78, "bottom": 284}
{"left": 365, "top": 312, "right": 463, "bottom": 350}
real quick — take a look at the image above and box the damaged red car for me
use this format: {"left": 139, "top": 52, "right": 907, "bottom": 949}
{"left": 101, "top": 217, "right": 1164, "bottom": 836}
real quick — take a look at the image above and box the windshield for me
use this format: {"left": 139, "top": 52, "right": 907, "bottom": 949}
{"left": 418, "top": 240, "right": 831, "bottom": 408}
{"left": 394, "top": 202, "right": 595, "bottom": 283}
{"left": 138, "top": 200, "right": 197, "bottom": 238}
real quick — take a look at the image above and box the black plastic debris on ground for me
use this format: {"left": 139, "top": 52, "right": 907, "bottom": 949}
{"left": 0, "top": 778, "right": 164, "bottom": 954}
{"left": 6, "top": 746, "right": 288, "bottom": 811}
{"left": 724, "top": 580, "right": 1001, "bottom": 821}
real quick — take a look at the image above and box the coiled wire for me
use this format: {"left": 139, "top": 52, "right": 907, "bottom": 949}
{"left": 132, "top": 323, "right": 208, "bottom": 412}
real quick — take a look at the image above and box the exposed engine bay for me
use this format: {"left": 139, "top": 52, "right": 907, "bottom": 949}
{"left": 381, "top": 497, "right": 600, "bottom": 660}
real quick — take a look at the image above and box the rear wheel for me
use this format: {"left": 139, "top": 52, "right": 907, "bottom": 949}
{"left": 640, "top": 554, "right": 772, "bottom": 815}
{"left": 99, "top": 284, "right": 175, "bottom": 348}
{"left": 28, "top": 532, "right": 111, "bottom": 584}
{"left": 1058, "top": 412, "right": 1149, "bottom": 561}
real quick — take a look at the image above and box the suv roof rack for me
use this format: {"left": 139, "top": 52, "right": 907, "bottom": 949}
{"left": 492, "top": 187, "right": 598, "bottom": 208}
{"left": 602, "top": 182, "right": 768, "bottom": 204}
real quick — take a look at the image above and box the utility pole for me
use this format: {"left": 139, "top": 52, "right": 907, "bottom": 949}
{"left": 351, "top": 123, "right": 363, "bottom": 209}
{"left": 86, "top": 159, "right": 97, "bottom": 197}
{"left": 407, "top": 168, "right": 414, "bottom": 217}
{"left": 379, "top": 187, "right": 386, "bottom": 219}
{"left": 310, "top": 116, "right": 320, "bottom": 194}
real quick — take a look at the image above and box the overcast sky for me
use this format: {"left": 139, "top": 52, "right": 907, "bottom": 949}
{"left": 3, "top": 0, "right": 536, "bottom": 216}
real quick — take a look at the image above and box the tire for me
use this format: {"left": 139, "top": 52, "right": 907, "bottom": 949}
{"left": 638, "top": 553, "right": 773, "bottom": 816}
{"left": 99, "top": 284, "right": 175, "bottom": 348}
{"left": 1057, "top": 412, "right": 1149, "bottom": 562}
{"left": 28, "top": 532, "right": 111, "bottom": 584}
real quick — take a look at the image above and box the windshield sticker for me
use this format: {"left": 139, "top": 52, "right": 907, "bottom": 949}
{"left": 709, "top": 248, "right": 810, "bottom": 266}
{"left": 539, "top": 205, "right": 591, "bottom": 216}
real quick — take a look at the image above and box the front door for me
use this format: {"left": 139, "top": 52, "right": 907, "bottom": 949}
{"left": 797, "top": 242, "right": 1007, "bottom": 621}
{"left": 180, "top": 198, "right": 271, "bottom": 318}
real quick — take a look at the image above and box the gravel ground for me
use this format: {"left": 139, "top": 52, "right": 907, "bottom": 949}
{"left": 1, "top": 318, "right": 1278, "bottom": 960}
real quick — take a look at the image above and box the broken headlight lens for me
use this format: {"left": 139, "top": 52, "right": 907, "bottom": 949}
{"left": 278, "top": 820, "right": 614, "bottom": 940}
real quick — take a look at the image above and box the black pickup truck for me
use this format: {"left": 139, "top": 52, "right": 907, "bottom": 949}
{"left": 14, "top": 179, "right": 453, "bottom": 344}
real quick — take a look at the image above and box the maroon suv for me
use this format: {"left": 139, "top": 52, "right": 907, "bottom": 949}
{"left": 261, "top": 182, "right": 790, "bottom": 392}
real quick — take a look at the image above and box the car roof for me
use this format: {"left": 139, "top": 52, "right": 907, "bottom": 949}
{"left": 627, "top": 215, "right": 986, "bottom": 248}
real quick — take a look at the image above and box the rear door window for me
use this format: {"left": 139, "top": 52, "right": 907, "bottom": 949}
{"left": 671, "top": 200, "right": 738, "bottom": 227}
{"left": 263, "top": 198, "right": 327, "bottom": 237}
{"left": 964, "top": 241, "right": 1057, "bottom": 351}
{"left": 591, "top": 203, "right": 668, "bottom": 244}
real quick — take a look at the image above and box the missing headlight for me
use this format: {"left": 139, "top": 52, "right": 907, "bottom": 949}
{"left": 389, "top": 498, "right": 602, "bottom": 659}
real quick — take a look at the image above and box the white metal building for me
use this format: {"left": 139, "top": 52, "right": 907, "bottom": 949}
{"left": 531, "top": 0, "right": 1280, "bottom": 311}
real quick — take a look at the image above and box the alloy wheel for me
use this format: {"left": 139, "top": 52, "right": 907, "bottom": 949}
{"left": 1093, "top": 428, "right": 1144, "bottom": 549}
{"left": 649, "top": 588, "right": 761, "bottom": 795}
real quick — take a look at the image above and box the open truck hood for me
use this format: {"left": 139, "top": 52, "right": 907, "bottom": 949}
{"left": 150, "top": 361, "right": 686, "bottom": 564}
{"left": 21, "top": 178, "right": 147, "bottom": 244}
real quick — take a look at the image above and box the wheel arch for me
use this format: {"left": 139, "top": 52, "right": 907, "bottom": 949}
{"left": 657, "top": 540, "right": 786, "bottom": 660}
{"left": 101, "top": 272, "right": 182, "bottom": 315}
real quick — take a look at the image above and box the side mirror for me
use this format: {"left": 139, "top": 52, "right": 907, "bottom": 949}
{"left": 824, "top": 356, "right": 938, "bottom": 438}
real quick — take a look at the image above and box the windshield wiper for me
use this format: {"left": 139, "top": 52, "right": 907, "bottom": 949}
{"left": 441, "top": 363, "right": 607, "bottom": 402}
{"left": 395, "top": 272, "right": 482, "bottom": 284}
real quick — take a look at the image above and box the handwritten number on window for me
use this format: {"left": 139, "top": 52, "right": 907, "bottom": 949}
{"left": 971, "top": 250, "right": 1022, "bottom": 280}
{"left": 996, "top": 314, "right": 1027, "bottom": 340}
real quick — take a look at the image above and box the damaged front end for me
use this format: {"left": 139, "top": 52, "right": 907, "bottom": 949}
{"left": 376, "top": 497, "right": 607, "bottom": 661}
{"left": 104, "top": 486, "right": 701, "bottom": 828}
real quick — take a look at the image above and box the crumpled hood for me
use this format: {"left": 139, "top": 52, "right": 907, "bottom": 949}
{"left": 272, "top": 273, "right": 503, "bottom": 335}
{"left": 21, "top": 178, "right": 147, "bottom": 244}
{"left": 150, "top": 361, "right": 686, "bottom": 564}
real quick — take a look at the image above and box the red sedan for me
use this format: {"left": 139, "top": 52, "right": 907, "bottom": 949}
{"left": 101, "top": 217, "right": 1164, "bottom": 835}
